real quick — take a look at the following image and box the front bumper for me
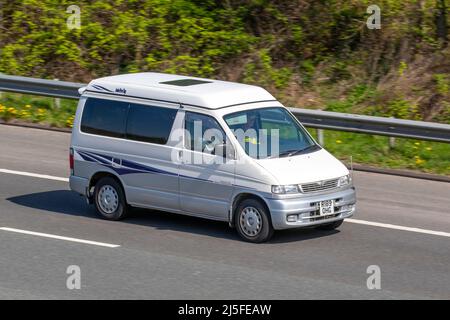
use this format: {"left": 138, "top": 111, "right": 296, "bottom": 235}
{"left": 266, "top": 187, "right": 356, "bottom": 230}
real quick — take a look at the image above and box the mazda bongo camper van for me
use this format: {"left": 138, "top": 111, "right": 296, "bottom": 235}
{"left": 70, "top": 73, "right": 356, "bottom": 242}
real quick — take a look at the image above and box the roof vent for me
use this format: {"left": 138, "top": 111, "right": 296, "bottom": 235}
{"left": 160, "top": 79, "right": 212, "bottom": 86}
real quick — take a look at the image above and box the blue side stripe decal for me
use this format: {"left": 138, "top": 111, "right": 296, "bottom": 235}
{"left": 91, "top": 84, "right": 113, "bottom": 92}
{"left": 76, "top": 150, "right": 258, "bottom": 190}
{"left": 77, "top": 150, "right": 178, "bottom": 177}
{"left": 80, "top": 152, "right": 111, "bottom": 165}
{"left": 76, "top": 150, "right": 237, "bottom": 185}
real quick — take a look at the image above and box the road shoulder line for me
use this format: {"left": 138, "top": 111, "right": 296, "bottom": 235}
{"left": 346, "top": 218, "right": 450, "bottom": 238}
{"left": 0, "top": 227, "right": 120, "bottom": 248}
{"left": 0, "top": 168, "right": 69, "bottom": 182}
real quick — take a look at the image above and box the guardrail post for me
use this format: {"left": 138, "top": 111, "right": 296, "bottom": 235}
{"left": 315, "top": 108, "right": 325, "bottom": 146}
{"left": 389, "top": 117, "right": 395, "bottom": 149}
{"left": 53, "top": 79, "right": 61, "bottom": 109}
{"left": 389, "top": 136, "right": 396, "bottom": 148}
{"left": 317, "top": 128, "right": 324, "bottom": 146}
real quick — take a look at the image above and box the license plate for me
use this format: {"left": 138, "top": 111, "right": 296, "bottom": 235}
{"left": 319, "top": 200, "right": 334, "bottom": 215}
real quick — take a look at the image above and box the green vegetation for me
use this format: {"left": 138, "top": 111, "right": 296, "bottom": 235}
{"left": 308, "top": 129, "right": 450, "bottom": 175}
{"left": 0, "top": 1, "right": 449, "bottom": 174}
{"left": 0, "top": 93, "right": 76, "bottom": 128}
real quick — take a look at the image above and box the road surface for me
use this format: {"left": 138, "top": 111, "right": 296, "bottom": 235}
{"left": 0, "top": 124, "right": 449, "bottom": 299}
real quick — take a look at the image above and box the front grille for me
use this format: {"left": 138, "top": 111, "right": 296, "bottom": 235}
{"left": 299, "top": 178, "right": 339, "bottom": 193}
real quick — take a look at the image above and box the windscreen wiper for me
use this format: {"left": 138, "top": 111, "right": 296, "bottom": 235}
{"left": 266, "top": 145, "right": 320, "bottom": 159}
{"left": 277, "top": 149, "right": 301, "bottom": 158}
{"left": 287, "top": 144, "right": 321, "bottom": 156}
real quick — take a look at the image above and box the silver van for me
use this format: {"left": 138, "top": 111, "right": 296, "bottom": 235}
{"left": 70, "top": 72, "right": 356, "bottom": 242}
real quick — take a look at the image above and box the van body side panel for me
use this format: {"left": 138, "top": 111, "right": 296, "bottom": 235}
{"left": 117, "top": 146, "right": 180, "bottom": 210}
{"left": 74, "top": 130, "right": 182, "bottom": 211}
{"left": 71, "top": 96, "right": 182, "bottom": 212}
{"left": 179, "top": 152, "right": 234, "bottom": 220}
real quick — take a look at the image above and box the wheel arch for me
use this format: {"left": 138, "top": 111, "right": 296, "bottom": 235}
{"left": 229, "top": 192, "right": 272, "bottom": 228}
{"left": 87, "top": 171, "right": 127, "bottom": 203}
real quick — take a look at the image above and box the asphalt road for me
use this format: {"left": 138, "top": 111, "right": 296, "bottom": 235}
{"left": 0, "top": 124, "right": 449, "bottom": 299}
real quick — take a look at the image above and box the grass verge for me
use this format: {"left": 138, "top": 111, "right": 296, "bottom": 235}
{"left": 308, "top": 129, "right": 449, "bottom": 176}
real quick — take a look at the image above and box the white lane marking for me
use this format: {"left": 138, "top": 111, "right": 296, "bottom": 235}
{"left": 0, "top": 168, "right": 69, "bottom": 182}
{"left": 346, "top": 219, "right": 450, "bottom": 238}
{"left": 0, "top": 227, "right": 120, "bottom": 248}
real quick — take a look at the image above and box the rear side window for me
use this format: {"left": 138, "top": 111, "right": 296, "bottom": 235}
{"left": 81, "top": 98, "right": 128, "bottom": 138}
{"left": 126, "top": 103, "right": 177, "bottom": 145}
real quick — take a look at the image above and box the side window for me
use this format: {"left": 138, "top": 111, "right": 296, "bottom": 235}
{"left": 185, "top": 112, "right": 226, "bottom": 154}
{"left": 80, "top": 98, "right": 128, "bottom": 138}
{"left": 126, "top": 103, "right": 177, "bottom": 145}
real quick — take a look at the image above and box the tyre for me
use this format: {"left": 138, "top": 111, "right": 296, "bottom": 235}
{"left": 235, "top": 198, "right": 274, "bottom": 243}
{"left": 94, "top": 176, "right": 128, "bottom": 220}
{"left": 315, "top": 219, "right": 344, "bottom": 231}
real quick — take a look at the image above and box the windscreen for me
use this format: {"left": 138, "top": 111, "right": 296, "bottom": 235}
{"left": 224, "top": 107, "right": 318, "bottom": 159}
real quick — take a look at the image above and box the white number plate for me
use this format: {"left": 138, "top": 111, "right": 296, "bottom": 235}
{"left": 319, "top": 200, "right": 334, "bottom": 215}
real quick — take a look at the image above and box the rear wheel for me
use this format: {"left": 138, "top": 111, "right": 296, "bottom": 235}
{"left": 235, "top": 198, "right": 274, "bottom": 243}
{"left": 94, "top": 177, "right": 128, "bottom": 220}
{"left": 315, "top": 219, "right": 344, "bottom": 231}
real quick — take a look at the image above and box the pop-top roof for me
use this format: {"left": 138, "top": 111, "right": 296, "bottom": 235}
{"left": 84, "top": 72, "right": 276, "bottom": 109}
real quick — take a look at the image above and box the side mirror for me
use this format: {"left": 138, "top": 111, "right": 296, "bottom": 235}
{"left": 214, "top": 143, "right": 236, "bottom": 160}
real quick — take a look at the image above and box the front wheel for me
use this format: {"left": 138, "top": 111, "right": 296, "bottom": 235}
{"left": 94, "top": 177, "right": 128, "bottom": 220}
{"left": 315, "top": 219, "right": 344, "bottom": 231}
{"left": 235, "top": 199, "right": 274, "bottom": 243}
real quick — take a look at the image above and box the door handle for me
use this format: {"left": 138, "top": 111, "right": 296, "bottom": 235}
{"left": 112, "top": 158, "right": 122, "bottom": 168}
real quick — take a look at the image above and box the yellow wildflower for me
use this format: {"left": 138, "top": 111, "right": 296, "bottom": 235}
{"left": 66, "top": 115, "right": 75, "bottom": 128}
{"left": 415, "top": 157, "right": 425, "bottom": 165}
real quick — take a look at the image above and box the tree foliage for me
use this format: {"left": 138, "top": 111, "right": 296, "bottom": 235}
{"left": 0, "top": 0, "right": 448, "bottom": 121}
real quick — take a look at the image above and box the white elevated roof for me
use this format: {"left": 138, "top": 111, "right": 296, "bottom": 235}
{"left": 85, "top": 72, "right": 276, "bottom": 109}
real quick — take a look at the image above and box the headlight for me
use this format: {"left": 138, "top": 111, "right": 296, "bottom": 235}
{"left": 338, "top": 174, "right": 351, "bottom": 187}
{"left": 271, "top": 184, "right": 299, "bottom": 194}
